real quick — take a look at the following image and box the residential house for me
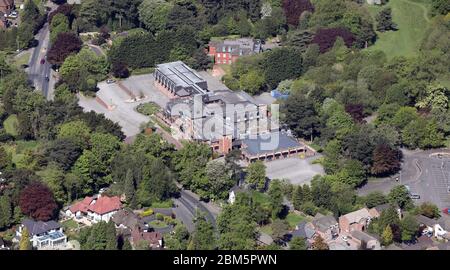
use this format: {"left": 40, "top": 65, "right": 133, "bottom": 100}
{"left": 348, "top": 230, "right": 381, "bottom": 250}
{"left": 290, "top": 221, "right": 316, "bottom": 247}
{"left": 368, "top": 203, "right": 390, "bottom": 218}
{"left": 416, "top": 215, "right": 448, "bottom": 239}
{"left": 0, "top": 0, "right": 14, "bottom": 14}
{"left": 208, "top": 38, "right": 261, "bottom": 65}
{"left": 339, "top": 208, "right": 374, "bottom": 233}
{"left": 310, "top": 213, "right": 339, "bottom": 242}
{"left": 111, "top": 209, "right": 142, "bottom": 230}
{"left": 66, "top": 194, "right": 122, "bottom": 223}
{"left": 131, "top": 225, "right": 163, "bottom": 249}
{"left": 16, "top": 219, "right": 67, "bottom": 249}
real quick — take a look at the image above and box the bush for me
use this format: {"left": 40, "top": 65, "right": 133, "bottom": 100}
{"left": 156, "top": 213, "right": 164, "bottom": 221}
{"left": 140, "top": 208, "right": 154, "bottom": 217}
{"left": 112, "top": 62, "right": 130, "bottom": 78}
{"left": 300, "top": 201, "right": 318, "bottom": 216}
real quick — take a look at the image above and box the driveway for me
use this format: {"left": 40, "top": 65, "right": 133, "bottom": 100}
{"left": 173, "top": 189, "right": 220, "bottom": 232}
{"left": 358, "top": 149, "right": 450, "bottom": 209}
{"left": 78, "top": 74, "right": 170, "bottom": 137}
{"left": 265, "top": 156, "right": 325, "bottom": 185}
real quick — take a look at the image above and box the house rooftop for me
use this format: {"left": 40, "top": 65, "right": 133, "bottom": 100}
{"left": 111, "top": 209, "right": 141, "bottom": 228}
{"left": 156, "top": 61, "right": 207, "bottom": 96}
{"left": 22, "top": 219, "right": 61, "bottom": 236}
{"left": 88, "top": 195, "right": 122, "bottom": 215}
{"left": 341, "top": 208, "right": 372, "bottom": 224}
{"left": 350, "top": 230, "right": 378, "bottom": 243}
{"left": 312, "top": 214, "right": 338, "bottom": 233}
{"left": 241, "top": 132, "right": 303, "bottom": 156}
{"left": 415, "top": 215, "right": 438, "bottom": 227}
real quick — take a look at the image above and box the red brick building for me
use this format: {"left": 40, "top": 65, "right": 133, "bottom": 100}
{"left": 208, "top": 38, "right": 261, "bottom": 65}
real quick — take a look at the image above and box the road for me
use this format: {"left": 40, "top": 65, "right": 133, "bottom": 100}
{"left": 173, "top": 189, "right": 220, "bottom": 232}
{"left": 27, "top": 4, "right": 57, "bottom": 100}
{"left": 358, "top": 149, "right": 450, "bottom": 209}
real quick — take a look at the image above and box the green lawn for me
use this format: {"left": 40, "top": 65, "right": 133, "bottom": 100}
{"left": 250, "top": 191, "right": 271, "bottom": 207}
{"left": 260, "top": 225, "right": 273, "bottom": 236}
{"left": 12, "top": 52, "right": 31, "bottom": 68}
{"left": 366, "top": 0, "right": 431, "bottom": 59}
{"left": 149, "top": 220, "right": 168, "bottom": 229}
{"left": 285, "top": 212, "right": 309, "bottom": 230}
{"left": 3, "top": 114, "right": 18, "bottom": 136}
{"left": 136, "top": 102, "right": 160, "bottom": 116}
{"left": 62, "top": 219, "right": 79, "bottom": 231}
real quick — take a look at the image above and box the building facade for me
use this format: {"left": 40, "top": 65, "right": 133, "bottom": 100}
{"left": 208, "top": 38, "right": 261, "bottom": 65}
{"left": 16, "top": 219, "right": 67, "bottom": 249}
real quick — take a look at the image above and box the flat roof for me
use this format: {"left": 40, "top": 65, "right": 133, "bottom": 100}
{"left": 242, "top": 132, "right": 303, "bottom": 156}
{"left": 156, "top": 61, "right": 207, "bottom": 95}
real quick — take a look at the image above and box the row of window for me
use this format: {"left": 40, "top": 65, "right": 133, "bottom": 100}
{"left": 216, "top": 59, "right": 232, "bottom": 64}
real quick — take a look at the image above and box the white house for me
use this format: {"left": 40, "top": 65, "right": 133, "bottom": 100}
{"left": 416, "top": 215, "right": 448, "bottom": 239}
{"left": 366, "top": 0, "right": 382, "bottom": 5}
{"left": 16, "top": 219, "right": 67, "bottom": 249}
{"left": 66, "top": 195, "right": 122, "bottom": 223}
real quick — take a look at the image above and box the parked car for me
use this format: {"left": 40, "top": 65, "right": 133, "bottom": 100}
{"left": 410, "top": 194, "right": 420, "bottom": 199}
{"left": 40, "top": 58, "right": 45, "bottom": 65}
{"left": 106, "top": 79, "right": 116, "bottom": 84}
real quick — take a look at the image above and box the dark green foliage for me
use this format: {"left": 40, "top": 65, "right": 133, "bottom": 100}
{"left": 376, "top": 8, "right": 397, "bottom": 32}
{"left": 388, "top": 185, "right": 412, "bottom": 210}
{"left": 190, "top": 213, "right": 216, "bottom": 250}
{"left": 79, "top": 221, "right": 118, "bottom": 250}
{"left": 290, "top": 236, "right": 307, "bottom": 250}
{"left": 268, "top": 180, "right": 284, "bottom": 219}
{"left": 262, "top": 47, "right": 303, "bottom": 89}
{"left": 282, "top": 93, "right": 320, "bottom": 140}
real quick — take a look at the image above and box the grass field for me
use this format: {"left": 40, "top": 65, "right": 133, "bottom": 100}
{"left": 3, "top": 114, "right": 18, "bottom": 136}
{"left": 285, "top": 212, "right": 310, "bottom": 229}
{"left": 366, "top": 0, "right": 431, "bottom": 59}
{"left": 11, "top": 51, "right": 31, "bottom": 68}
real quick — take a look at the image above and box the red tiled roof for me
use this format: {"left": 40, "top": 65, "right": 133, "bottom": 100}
{"left": 131, "top": 227, "right": 162, "bottom": 246}
{"left": 69, "top": 197, "right": 94, "bottom": 214}
{"left": 87, "top": 196, "right": 122, "bottom": 215}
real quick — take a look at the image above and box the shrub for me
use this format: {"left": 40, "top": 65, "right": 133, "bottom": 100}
{"left": 156, "top": 213, "right": 164, "bottom": 221}
{"left": 140, "top": 208, "right": 154, "bottom": 217}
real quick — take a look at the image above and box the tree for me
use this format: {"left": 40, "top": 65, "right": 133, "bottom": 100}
{"left": 190, "top": 213, "right": 216, "bottom": 250}
{"left": 57, "top": 120, "right": 91, "bottom": 149}
{"left": 165, "top": 224, "right": 190, "bottom": 250}
{"left": 371, "top": 144, "right": 401, "bottom": 176}
{"left": 378, "top": 207, "right": 401, "bottom": 237}
{"left": 364, "top": 191, "right": 388, "bottom": 209}
{"left": 400, "top": 214, "right": 418, "bottom": 242}
{"left": 138, "top": 0, "right": 173, "bottom": 33}
{"left": 19, "top": 227, "right": 32, "bottom": 250}
{"left": 376, "top": 8, "right": 397, "bottom": 32}
{"left": 217, "top": 193, "right": 258, "bottom": 250}
{"left": 239, "top": 69, "right": 266, "bottom": 95}
{"left": 345, "top": 103, "right": 365, "bottom": 123}
{"left": 111, "top": 62, "right": 130, "bottom": 78}
{"left": 283, "top": 93, "right": 320, "bottom": 140}
{"left": 416, "top": 84, "right": 449, "bottom": 113}
{"left": 335, "top": 159, "right": 366, "bottom": 188}
{"left": 312, "top": 28, "right": 355, "bottom": 53}
{"left": 47, "top": 32, "right": 83, "bottom": 66}
{"left": 124, "top": 169, "right": 136, "bottom": 205}
{"left": 271, "top": 219, "right": 289, "bottom": 244}
{"left": 19, "top": 182, "right": 58, "bottom": 221}
{"left": 292, "top": 185, "right": 304, "bottom": 210}
{"left": 381, "top": 225, "right": 393, "bottom": 246}
{"left": 290, "top": 236, "right": 307, "bottom": 250}
{"left": 0, "top": 195, "right": 12, "bottom": 229}
{"left": 388, "top": 185, "right": 412, "bottom": 210}
{"left": 16, "top": 23, "right": 35, "bottom": 49}
{"left": 0, "top": 146, "right": 12, "bottom": 170}
{"left": 205, "top": 159, "right": 234, "bottom": 200}
{"left": 246, "top": 161, "right": 267, "bottom": 191}
{"left": 311, "top": 234, "right": 329, "bottom": 250}
{"left": 50, "top": 13, "right": 70, "bottom": 43}
{"left": 268, "top": 180, "right": 284, "bottom": 219}
{"left": 105, "top": 221, "right": 118, "bottom": 250}
{"left": 282, "top": 0, "right": 314, "bottom": 27}
{"left": 417, "top": 202, "right": 440, "bottom": 219}
{"left": 311, "top": 177, "right": 333, "bottom": 210}
{"left": 263, "top": 47, "right": 303, "bottom": 89}
{"left": 45, "top": 138, "right": 83, "bottom": 171}
{"left": 431, "top": 0, "right": 450, "bottom": 15}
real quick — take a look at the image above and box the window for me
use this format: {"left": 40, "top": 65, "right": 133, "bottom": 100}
{"left": 217, "top": 59, "right": 221, "bottom": 64}
{"left": 222, "top": 47, "right": 226, "bottom": 52}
